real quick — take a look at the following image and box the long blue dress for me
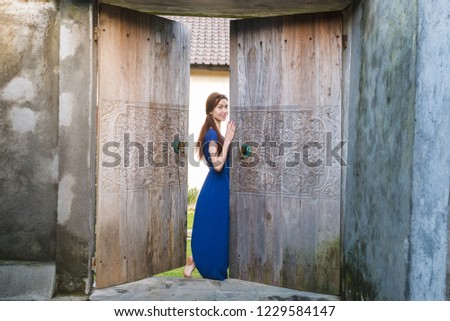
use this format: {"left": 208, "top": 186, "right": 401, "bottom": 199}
{"left": 191, "top": 128, "right": 229, "bottom": 281}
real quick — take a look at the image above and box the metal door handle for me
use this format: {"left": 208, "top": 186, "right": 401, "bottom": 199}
{"left": 172, "top": 136, "right": 186, "bottom": 156}
{"left": 240, "top": 143, "right": 252, "bottom": 159}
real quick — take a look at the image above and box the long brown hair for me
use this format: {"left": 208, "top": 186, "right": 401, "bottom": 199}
{"left": 197, "top": 92, "right": 228, "bottom": 160}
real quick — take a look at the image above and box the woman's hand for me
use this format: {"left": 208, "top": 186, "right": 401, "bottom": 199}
{"left": 209, "top": 120, "right": 236, "bottom": 172}
{"left": 224, "top": 120, "right": 236, "bottom": 144}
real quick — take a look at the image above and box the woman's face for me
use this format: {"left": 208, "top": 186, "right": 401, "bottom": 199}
{"left": 210, "top": 98, "right": 228, "bottom": 123}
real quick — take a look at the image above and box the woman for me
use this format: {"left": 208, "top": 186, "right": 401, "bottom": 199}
{"left": 184, "top": 92, "right": 236, "bottom": 280}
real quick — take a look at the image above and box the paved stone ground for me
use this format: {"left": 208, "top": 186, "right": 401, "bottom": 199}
{"left": 89, "top": 277, "right": 339, "bottom": 301}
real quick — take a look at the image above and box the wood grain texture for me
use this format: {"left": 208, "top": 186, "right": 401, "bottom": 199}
{"left": 96, "top": 4, "right": 189, "bottom": 288}
{"left": 230, "top": 12, "right": 342, "bottom": 294}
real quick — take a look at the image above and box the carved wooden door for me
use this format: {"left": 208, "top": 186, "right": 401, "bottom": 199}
{"left": 95, "top": 4, "right": 189, "bottom": 288}
{"left": 230, "top": 13, "right": 342, "bottom": 294}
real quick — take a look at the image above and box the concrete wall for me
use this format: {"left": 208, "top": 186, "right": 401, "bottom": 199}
{"left": 409, "top": 0, "right": 450, "bottom": 300}
{"left": 0, "top": 2, "right": 59, "bottom": 262}
{"left": 342, "top": 0, "right": 450, "bottom": 300}
{"left": 0, "top": 1, "right": 59, "bottom": 299}
{"left": 57, "top": 0, "right": 96, "bottom": 295}
{"left": 0, "top": 0, "right": 95, "bottom": 297}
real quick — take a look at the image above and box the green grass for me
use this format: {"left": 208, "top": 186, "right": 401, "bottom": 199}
{"left": 187, "top": 208, "right": 194, "bottom": 230}
{"left": 155, "top": 209, "right": 201, "bottom": 278}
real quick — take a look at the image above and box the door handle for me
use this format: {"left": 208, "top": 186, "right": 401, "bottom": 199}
{"left": 172, "top": 136, "right": 186, "bottom": 156}
{"left": 240, "top": 143, "right": 252, "bottom": 159}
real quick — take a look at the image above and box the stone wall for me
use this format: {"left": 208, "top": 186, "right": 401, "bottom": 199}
{"left": 342, "top": 0, "right": 450, "bottom": 300}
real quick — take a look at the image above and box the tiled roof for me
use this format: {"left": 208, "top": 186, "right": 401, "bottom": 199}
{"left": 164, "top": 16, "right": 230, "bottom": 67}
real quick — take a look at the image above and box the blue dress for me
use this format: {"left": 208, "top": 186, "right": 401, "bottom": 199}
{"left": 191, "top": 128, "right": 229, "bottom": 280}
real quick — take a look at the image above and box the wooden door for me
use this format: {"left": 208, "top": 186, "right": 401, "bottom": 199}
{"left": 230, "top": 13, "right": 342, "bottom": 294}
{"left": 95, "top": 4, "right": 189, "bottom": 288}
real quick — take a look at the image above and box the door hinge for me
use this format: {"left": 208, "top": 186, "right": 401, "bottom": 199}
{"left": 93, "top": 26, "right": 98, "bottom": 42}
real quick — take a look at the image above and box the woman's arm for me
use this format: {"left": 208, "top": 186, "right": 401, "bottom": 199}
{"left": 209, "top": 121, "right": 236, "bottom": 172}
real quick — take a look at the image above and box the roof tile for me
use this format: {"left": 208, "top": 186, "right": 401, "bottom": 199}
{"left": 163, "top": 16, "right": 230, "bottom": 67}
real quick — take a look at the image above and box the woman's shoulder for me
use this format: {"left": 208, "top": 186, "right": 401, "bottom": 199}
{"left": 205, "top": 128, "right": 219, "bottom": 141}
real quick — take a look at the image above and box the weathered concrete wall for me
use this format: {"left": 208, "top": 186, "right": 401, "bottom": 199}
{"left": 0, "top": 2, "right": 59, "bottom": 262}
{"left": 343, "top": 0, "right": 450, "bottom": 300}
{"left": 409, "top": 0, "right": 450, "bottom": 300}
{"left": 0, "top": 0, "right": 95, "bottom": 297}
{"left": 56, "top": 0, "right": 96, "bottom": 294}
{"left": 342, "top": 0, "right": 417, "bottom": 300}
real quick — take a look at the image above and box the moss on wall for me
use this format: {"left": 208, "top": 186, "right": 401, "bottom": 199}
{"left": 56, "top": 225, "right": 89, "bottom": 294}
{"left": 342, "top": 258, "right": 377, "bottom": 300}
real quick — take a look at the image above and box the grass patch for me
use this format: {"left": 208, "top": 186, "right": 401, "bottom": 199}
{"left": 187, "top": 208, "right": 194, "bottom": 230}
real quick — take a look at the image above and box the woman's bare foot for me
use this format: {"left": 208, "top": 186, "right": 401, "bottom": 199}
{"left": 183, "top": 256, "right": 195, "bottom": 278}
